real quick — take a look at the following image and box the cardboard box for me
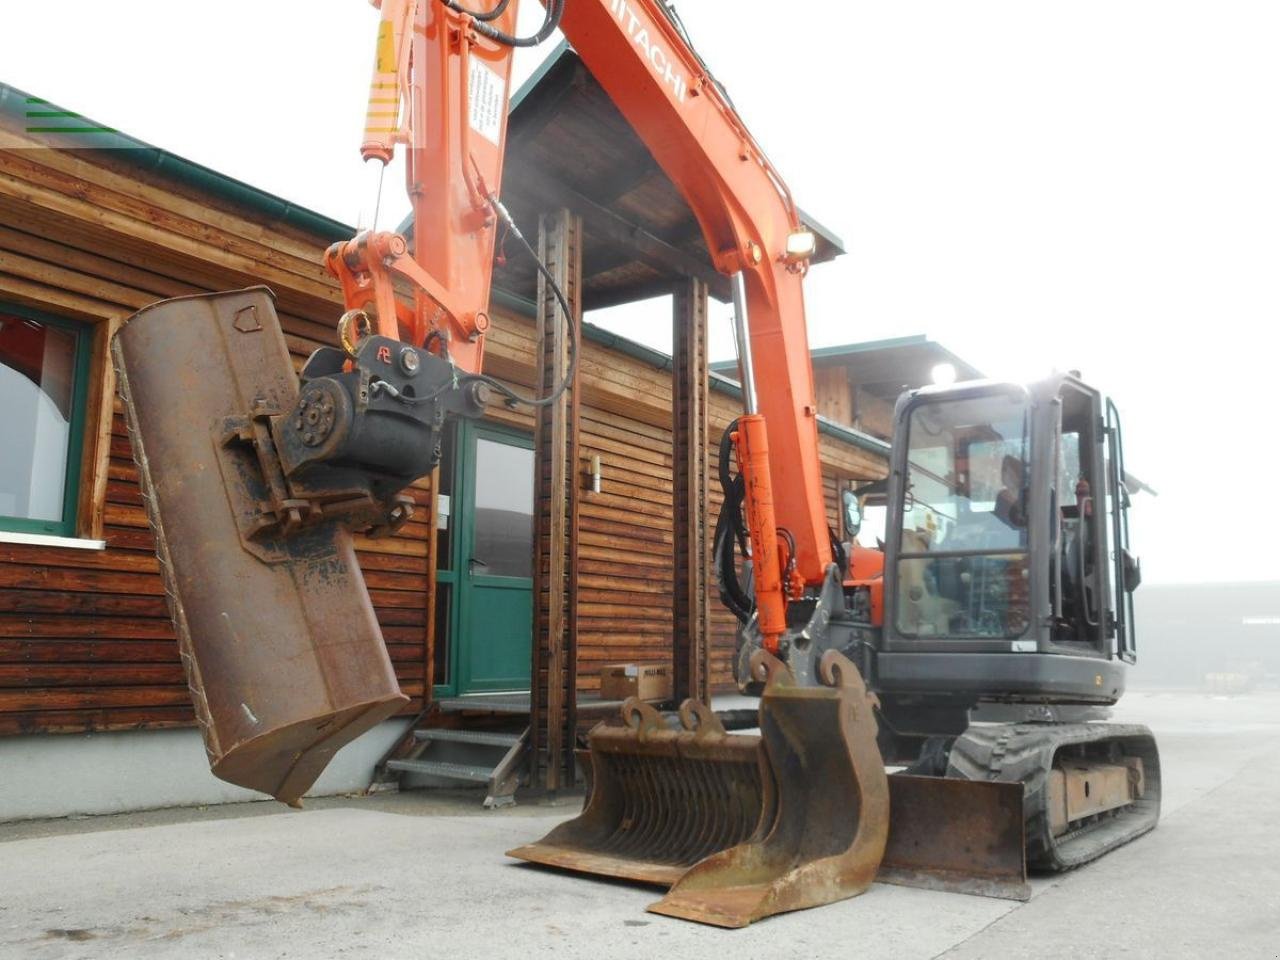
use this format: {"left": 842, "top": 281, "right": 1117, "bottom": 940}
{"left": 599, "top": 662, "right": 673, "bottom": 702}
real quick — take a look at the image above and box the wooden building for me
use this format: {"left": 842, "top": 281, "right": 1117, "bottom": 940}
{"left": 0, "top": 51, "right": 889, "bottom": 811}
{"left": 715, "top": 334, "right": 982, "bottom": 442}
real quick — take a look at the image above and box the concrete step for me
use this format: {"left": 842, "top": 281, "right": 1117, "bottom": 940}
{"left": 435, "top": 696, "right": 531, "bottom": 715}
{"left": 412, "top": 729, "right": 522, "bottom": 749}
{"left": 386, "top": 759, "right": 493, "bottom": 783}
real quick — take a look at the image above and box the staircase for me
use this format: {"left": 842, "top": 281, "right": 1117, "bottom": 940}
{"left": 371, "top": 696, "right": 531, "bottom": 808}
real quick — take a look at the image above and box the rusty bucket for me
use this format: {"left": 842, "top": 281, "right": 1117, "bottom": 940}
{"left": 509, "top": 650, "right": 890, "bottom": 928}
{"left": 508, "top": 698, "right": 775, "bottom": 890}
{"left": 112, "top": 288, "right": 408, "bottom": 804}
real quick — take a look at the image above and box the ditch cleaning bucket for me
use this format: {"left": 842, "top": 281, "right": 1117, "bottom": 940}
{"left": 112, "top": 288, "right": 407, "bottom": 804}
{"left": 509, "top": 650, "right": 891, "bottom": 927}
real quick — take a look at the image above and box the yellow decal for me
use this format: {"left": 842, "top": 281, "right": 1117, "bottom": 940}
{"left": 376, "top": 20, "right": 396, "bottom": 75}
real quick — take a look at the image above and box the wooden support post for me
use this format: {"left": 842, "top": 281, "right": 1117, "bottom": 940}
{"left": 531, "top": 208, "right": 582, "bottom": 792}
{"left": 672, "top": 278, "right": 711, "bottom": 704}
{"left": 422, "top": 468, "right": 440, "bottom": 710}
{"left": 77, "top": 315, "right": 122, "bottom": 542}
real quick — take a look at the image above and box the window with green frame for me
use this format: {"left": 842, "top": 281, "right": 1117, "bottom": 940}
{"left": 0, "top": 303, "right": 93, "bottom": 537}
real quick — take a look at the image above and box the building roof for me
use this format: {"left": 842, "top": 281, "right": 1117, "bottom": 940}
{"left": 713, "top": 333, "right": 983, "bottom": 404}
{"left": 0, "top": 83, "right": 353, "bottom": 243}
{"left": 406, "top": 44, "right": 845, "bottom": 309}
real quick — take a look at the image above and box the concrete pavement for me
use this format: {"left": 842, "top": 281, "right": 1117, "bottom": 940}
{"left": 2, "top": 690, "right": 1278, "bottom": 959}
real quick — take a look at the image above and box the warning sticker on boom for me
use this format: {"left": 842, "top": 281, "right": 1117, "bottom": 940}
{"left": 468, "top": 59, "right": 506, "bottom": 146}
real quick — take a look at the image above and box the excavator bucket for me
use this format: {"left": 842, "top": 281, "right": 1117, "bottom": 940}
{"left": 508, "top": 650, "right": 891, "bottom": 928}
{"left": 511, "top": 649, "right": 1034, "bottom": 925}
{"left": 111, "top": 288, "right": 408, "bottom": 805}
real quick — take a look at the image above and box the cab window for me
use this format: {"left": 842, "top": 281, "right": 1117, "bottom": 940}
{"left": 896, "top": 393, "right": 1032, "bottom": 639}
{"left": 899, "top": 394, "right": 1031, "bottom": 553}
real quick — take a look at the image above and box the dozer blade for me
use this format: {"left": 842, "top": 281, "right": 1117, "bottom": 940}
{"left": 509, "top": 650, "right": 891, "bottom": 928}
{"left": 112, "top": 288, "right": 408, "bottom": 805}
{"left": 880, "top": 775, "right": 1030, "bottom": 901}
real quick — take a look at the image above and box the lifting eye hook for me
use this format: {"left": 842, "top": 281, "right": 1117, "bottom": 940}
{"left": 338, "top": 309, "right": 373, "bottom": 359}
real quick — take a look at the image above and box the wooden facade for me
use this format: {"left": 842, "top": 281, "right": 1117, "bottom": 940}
{"left": 0, "top": 81, "right": 887, "bottom": 748}
{"left": 0, "top": 123, "right": 439, "bottom": 734}
{"left": 771, "top": 336, "right": 985, "bottom": 443}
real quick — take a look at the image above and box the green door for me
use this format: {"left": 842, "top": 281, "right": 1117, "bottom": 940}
{"left": 441, "top": 422, "right": 534, "bottom": 695}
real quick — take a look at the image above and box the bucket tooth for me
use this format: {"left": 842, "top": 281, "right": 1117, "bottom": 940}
{"left": 509, "top": 650, "right": 889, "bottom": 928}
{"left": 112, "top": 288, "right": 408, "bottom": 804}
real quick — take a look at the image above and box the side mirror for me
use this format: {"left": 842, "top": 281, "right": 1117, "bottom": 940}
{"left": 1122, "top": 550, "right": 1142, "bottom": 592}
{"left": 842, "top": 489, "right": 862, "bottom": 539}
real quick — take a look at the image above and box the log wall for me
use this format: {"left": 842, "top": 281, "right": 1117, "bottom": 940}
{"left": 0, "top": 139, "right": 434, "bottom": 734}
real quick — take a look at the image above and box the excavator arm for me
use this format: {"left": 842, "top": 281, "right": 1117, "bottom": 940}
{"left": 335, "top": 0, "right": 833, "bottom": 652}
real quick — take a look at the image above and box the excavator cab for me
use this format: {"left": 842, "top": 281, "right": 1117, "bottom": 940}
{"left": 871, "top": 374, "right": 1159, "bottom": 872}
{"left": 876, "top": 373, "right": 1140, "bottom": 712}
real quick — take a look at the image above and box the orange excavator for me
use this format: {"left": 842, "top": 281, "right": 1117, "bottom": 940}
{"left": 112, "top": 0, "right": 1160, "bottom": 929}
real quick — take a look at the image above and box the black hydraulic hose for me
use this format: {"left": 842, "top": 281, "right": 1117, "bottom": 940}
{"left": 830, "top": 526, "right": 848, "bottom": 576}
{"left": 715, "top": 419, "right": 755, "bottom": 624}
{"left": 715, "top": 421, "right": 850, "bottom": 619}
{"left": 714, "top": 482, "right": 753, "bottom": 624}
{"left": 445, "top": 0, "right": 563, "bottom": 47}
{"left": 456, "top": 195, "right": 577, "bottom": 409}
{"left": 778, "top": 525, "right": 797, "bottom": 588}
{"left": 718, "top": 418, "right": 749, "bottom": 552}
{"left": 439, "top": 0, "right": 511, "bottom": 22}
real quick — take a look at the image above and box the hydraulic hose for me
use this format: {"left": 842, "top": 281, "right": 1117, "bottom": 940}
{"left": 830, "top": 526, "right": 847, "bottom": 575}
{"left": 714, "top": 419, "right": 755, "bottom": 624}
{"left": 439, "top": 0, "right": 511, "bottom": 22}
{"left": 455, "top": 195, "right": 578, "bottom": 409}
{"left": 714, "top": 421, "right": 851, "bottom": 625}
{"left": 440, "top": 0, "right": 563, "bottom": 47}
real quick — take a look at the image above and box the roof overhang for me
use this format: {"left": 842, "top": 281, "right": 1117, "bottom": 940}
{"left": 715, "top": 334, "right": 983, "bottom": 402}
{"left": 410, "top": 45, "right": 844, "bottom": 309}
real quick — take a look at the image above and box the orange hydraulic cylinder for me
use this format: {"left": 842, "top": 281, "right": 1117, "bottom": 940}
{"left": 404, "top": 0, "right": 518, "bottom": 374}
{"left": 734, "top": 414, "right": 787, "bottom": 653}
{"left": 361, "top": 0, "right": 413, "bottom": 164}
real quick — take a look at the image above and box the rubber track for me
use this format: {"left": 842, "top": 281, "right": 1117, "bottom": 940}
{"left": 947, "top": 722, "right": 1161, "bottom": 871}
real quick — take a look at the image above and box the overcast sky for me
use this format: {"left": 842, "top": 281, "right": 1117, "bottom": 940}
{"left": 3, "top": 1, "right": 1278, "bottom": 585}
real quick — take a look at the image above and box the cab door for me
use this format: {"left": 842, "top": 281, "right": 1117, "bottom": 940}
{"left": 1106, "top": 399, "right": 1137, "bottom": 663}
